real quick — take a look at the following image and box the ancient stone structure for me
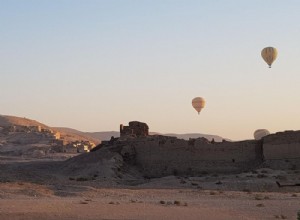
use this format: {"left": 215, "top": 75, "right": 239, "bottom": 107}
{"left": 93, "top": 122, "right": 300, "bottom": 177}
{"left": 120, "top": 121, "right": 149, "bottom": 138}
{"left": 120, "top": 136, "right": 263, "bottom": 177}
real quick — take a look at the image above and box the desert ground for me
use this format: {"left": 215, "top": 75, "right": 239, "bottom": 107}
{"left": 0, "top": 156, "right": 299, "bottom": 220}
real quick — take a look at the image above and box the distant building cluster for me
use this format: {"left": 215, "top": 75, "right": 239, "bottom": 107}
{"left": 61, "top": 140, "right": 95, "bottom": 153}
{"left": 0, "top": 125, "right": 95, "bottom": 154}
{"left": 0, "top": 125, "right": 60, "bottom": 139}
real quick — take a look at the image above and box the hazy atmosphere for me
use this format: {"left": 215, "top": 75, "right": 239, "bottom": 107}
{"left": 1, "top": 0, "right": 300, "bottom": 140}
{"left": 1, "top": 2, "right": 300, "bottom": 220}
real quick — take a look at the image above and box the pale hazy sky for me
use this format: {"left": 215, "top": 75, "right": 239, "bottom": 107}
{"left": 1, "top": 0, "right": 300, "bottom": 140}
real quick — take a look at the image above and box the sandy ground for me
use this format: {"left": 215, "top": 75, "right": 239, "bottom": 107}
{"left": 0, "top": 156, "right": 299, "bottom": 220}
{"left": 0, "top": 184, "right": 299, "bottom": 220}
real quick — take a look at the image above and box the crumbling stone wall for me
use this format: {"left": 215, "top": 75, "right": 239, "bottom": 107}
{"left": 122, "top": 136, "right": 263, "bottom": 177}
{"left": 94, "top": 122, "right": 300, "bottom": 177}
{"left": 263, "top": 130, "right": 300, "bottom": 160}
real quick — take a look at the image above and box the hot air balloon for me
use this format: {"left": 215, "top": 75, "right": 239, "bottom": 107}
{"left": 261, "top": 47, "right": 278, "bottom": 68}
{"left": 254, "top": 129, "right": 270, "bottom": 140}
{"left": 192, "top": 97, "right": 205, "bottom": 114}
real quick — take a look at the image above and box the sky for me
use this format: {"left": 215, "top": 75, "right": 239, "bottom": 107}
{"left": 1, "top": 0, "right": 300, "bottom": 140}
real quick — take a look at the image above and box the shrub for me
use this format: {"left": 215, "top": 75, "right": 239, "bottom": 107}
{"left": 180, "top": 179, "right": 186, "bottom": 184}
{"left": 79, "top": 201, "right": 88, "bottom": 204}
{"left": 174, "top": 200, "right": 181, "bottom": 206}
{"left": 173, "top": 169, "right": 178, "bottom": 176}
{"left": 254, "top": 195, "right": 263, "bottom": 200}
{"left": 257, "top": 174, "right": 267, "bottom": 178}
{"left": 76, "top": 177, "right": 88, "bottom": 181}
{"left": 274, "top": 215, "right": 288, "bottom": 219}
{"left": 209, "top": 191, "right": 217, "bottom": 195}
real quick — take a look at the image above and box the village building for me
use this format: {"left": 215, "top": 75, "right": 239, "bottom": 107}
{"left": 53, "top": 131, "right": 60, "bottom": 140}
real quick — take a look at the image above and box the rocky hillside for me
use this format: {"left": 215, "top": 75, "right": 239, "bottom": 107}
{"left": 0, "top": 115, "right": 99, "bottom": 158}
{"left": 0, "top": 115, "right": 48, "bottom": 128}
{"left": 0, "top": 115, "right": 99, "bottom": 145}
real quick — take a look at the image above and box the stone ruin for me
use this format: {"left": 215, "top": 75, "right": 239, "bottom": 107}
{"left": 120, "top": 121, "right": 149, "bottom": 138}
{"left": 91, "top": 121, "right": 300, "bottom": 177}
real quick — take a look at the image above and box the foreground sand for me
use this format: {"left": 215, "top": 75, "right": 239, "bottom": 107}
{"left": 0, "top": 156, "right": 299, "bottom": 220}
{"left": 0, "top": 182, "right": 299, "bottom": 220}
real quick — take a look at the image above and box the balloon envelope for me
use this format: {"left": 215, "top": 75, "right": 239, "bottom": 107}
{"left": 261, "top": 47, "right": 278, "bottom": 68}
{"left": 254, "top": 129, "right": 270, "bottom": 140}
{"left": 192, "top": 97, "right": 205, "bottom": 114}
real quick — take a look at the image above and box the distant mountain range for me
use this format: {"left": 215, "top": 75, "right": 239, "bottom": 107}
{"left": 0, "top": 115, "right": 229, "bottom": 144}
{"left": 160, "top": 133, "right": 229, "bottom": 142}
{"left": 53, "top": 127, "right": 120, "bottom": 143}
